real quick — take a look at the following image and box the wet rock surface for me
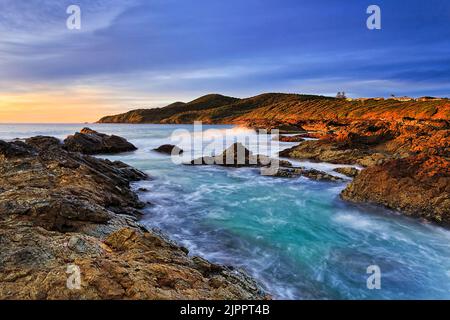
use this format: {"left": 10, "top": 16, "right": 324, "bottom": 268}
{"left": 278, "top": 139, "right": 384, "bottom": 167}
{"left": 190, "top": 143, "right": 340, "bottom": 181}
{"left": 341, "top": 155, "right": 450, "bottom": 224}
{"left": 153, "top": 144, "right": 184, "bottom": 155}
{"left": 279, "top": 119, "right": 450, "bottom": 224}
{"left": 276, "top": 135, "right": 305, "bottom": 142}
{"left": 190, "top": 142, "right": 278, "bottom": 168}
{"left": 64, "top": 128, "right": 137, "bottom": 154}
{"left": 333, "top": 167, "right": 360, "bottom": 178}
{"left": 267, "top": 167, "right": 342, "bottom": 182}
{"left": 0, "top": 136, "right": 267, "bottom": 300}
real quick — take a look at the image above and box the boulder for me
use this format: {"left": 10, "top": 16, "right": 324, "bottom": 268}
{"left": 63, "top": 128, "right": 137, "bottom": 154}
{"left": 0, "top": 140, "right": 35, "bottom": 160}
{"left": 191, "top": 142, "right": 273, "bottom": 167}
{"left": 341, "top": 155, "right": 450, "bottom": 224}
{"left": 25, "top": 136, "right": 61, "bottom": 151}
{"left": 189, "top": 142, "right": 343, "bottom": 182}
{"left": 153, "top": 144, "right": 183, "bottom": 155}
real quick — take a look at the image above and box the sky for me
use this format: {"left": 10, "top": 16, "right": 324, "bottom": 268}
{"left": 0, "top": 0, "right": 449, "bottom": 123}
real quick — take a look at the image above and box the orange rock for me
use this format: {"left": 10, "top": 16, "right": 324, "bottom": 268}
{"left": 341, "top": 155, "right": 450, "bottom": 224}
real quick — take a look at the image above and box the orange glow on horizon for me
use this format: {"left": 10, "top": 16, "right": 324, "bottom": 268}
{"left": 0, "top": 87, "right": 172, "bottom": 123}
{"left": 0, "top": 89, "right": 124, "bottom": 123}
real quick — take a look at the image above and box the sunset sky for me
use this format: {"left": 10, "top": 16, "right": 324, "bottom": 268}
{"left": 1, "top": 0, "right": 449, "bottom": 123}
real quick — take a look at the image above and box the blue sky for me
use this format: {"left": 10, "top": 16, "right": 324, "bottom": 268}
{"left": 0, "top": 0, "right": 449, "bottom": 121}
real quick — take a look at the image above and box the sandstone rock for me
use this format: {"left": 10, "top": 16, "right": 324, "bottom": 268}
{"left": 276, "top": 135, "right": 305, "bottom": 142}
{"left": 188, "top": 143, "right": 342, "bottom": 182}
{"left": 334, "top": 122, "right": 394, "bottom": 147}
{"left": 267, "top": 167, "right": 342, "bottom": 182}
{"left": 273, "top": 124, "right": 306, "bottom": 134}
{"left": 153, "top": 144, "right": 183, "bottom": 155}
{"left": 0, "top": 140, "right": 35, "bottom": 160}
{"left": 333, "top": 167, "right": 360, "bottom": 178}
{"left": 279, "top": 139, "right": 371, "bottom": 165}
{"left": 190, "top": 142, "right": 276, "bottom": 167}
{"left": 341, "top": 155, "right": 450, "bottom": 224}
{"left": 0, "top": 138, "right": 266, "bottom": 300}
{"left": 278, "top": 120, "right": 450, "bottom": 223}
{"left": 252, "top": 123, "right": 306, "bottom": 134}
{"left": 279, "top": 120, "right": 449, "bottom": 167}
{"left": 25, "top": 136, "right": 61, "bottom": 151}
{"left": 63, "top": 128, "right": 137, "bottom": 154}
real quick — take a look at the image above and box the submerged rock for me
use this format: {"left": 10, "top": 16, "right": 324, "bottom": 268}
{"left": 0, "top": 138, "right": 267, "bottom": 300}
{"left": 153, "top": 144, "right": 184, "bottom": 155}
{"left": 63, "top": 128, "right": 137, "bottom": 154}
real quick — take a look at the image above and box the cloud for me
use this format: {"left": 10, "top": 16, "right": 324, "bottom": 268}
{"left": 0, "top": 82, "right": 183, "bottom": 123}
{"left": 0, "top": 0, "right": 450, "bottom": 122}
{"left": 0, "top": 0, "right": 137, "bottom": 41}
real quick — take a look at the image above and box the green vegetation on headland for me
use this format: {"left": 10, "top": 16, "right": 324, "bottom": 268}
{"left": 97, "top": 93, "right": 450, "bottom": 125}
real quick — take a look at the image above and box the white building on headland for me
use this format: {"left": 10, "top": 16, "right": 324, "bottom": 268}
{"left": 388, "top": 96, "right": 414, "bottom": 101}
{"left": 416, "top": 96, "right": 444, "bottom": 101}
{"left": 346, "top": 96, "right": 446, "bottom": 102}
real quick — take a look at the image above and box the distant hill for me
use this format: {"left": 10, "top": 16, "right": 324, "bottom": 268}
{"left": 97, "top": 93, "right": 450, "bottom": 126}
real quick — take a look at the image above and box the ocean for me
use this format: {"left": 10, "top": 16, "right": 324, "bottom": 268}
{"left": 1, "top": 123, "right": 450, "bottom": 299}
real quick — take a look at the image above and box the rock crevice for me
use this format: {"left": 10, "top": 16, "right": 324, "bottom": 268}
{"left": 0, "top": 134, "right": 267, "bottom": 300}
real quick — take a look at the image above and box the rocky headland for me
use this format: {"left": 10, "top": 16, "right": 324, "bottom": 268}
{"left": 98, "top": 93, "right": 449, "bottom": 125}
{"left": 0, "top": 133, "right": 267, "bottom": 299}
{"left": 99, "top": 93, "right": 450, "bottom": 225}
{"left": 280, "top": 120, "right": 450, "bottom": 224}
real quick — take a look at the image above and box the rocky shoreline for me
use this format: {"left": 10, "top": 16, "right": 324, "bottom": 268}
{"left": 1, "top": 117, "right": 449, "bottom": 299}
{"left": 97, "top": 93, "right": 449, "bottom": 225}
{"left": 188, "top": 142, "right": 343, "bottom": 181}
{"left": 0, "top": 131, "right": 268, "bottom": 299}
{"left": 278, "top": 119, "right": 449, "bottom": 225}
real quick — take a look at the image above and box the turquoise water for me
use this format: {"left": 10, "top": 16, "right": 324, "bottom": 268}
{"left": 1, "top": 123, "right": 450, "bottom": 299}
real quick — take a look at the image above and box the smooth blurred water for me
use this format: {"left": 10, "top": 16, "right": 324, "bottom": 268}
{"left": 1, "top": 123, "right": 450, "bottom": 299}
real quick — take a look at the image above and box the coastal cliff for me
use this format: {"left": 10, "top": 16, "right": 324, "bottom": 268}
{"left": 0, "top": 134, "right": 267, "bottom": 299}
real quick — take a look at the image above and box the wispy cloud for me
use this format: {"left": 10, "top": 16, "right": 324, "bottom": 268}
{"left": 0, "top": 0, "right": 137, "bottom": 42}
{"left": 0, "top": 0, "right": 449, "bottom": 122}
